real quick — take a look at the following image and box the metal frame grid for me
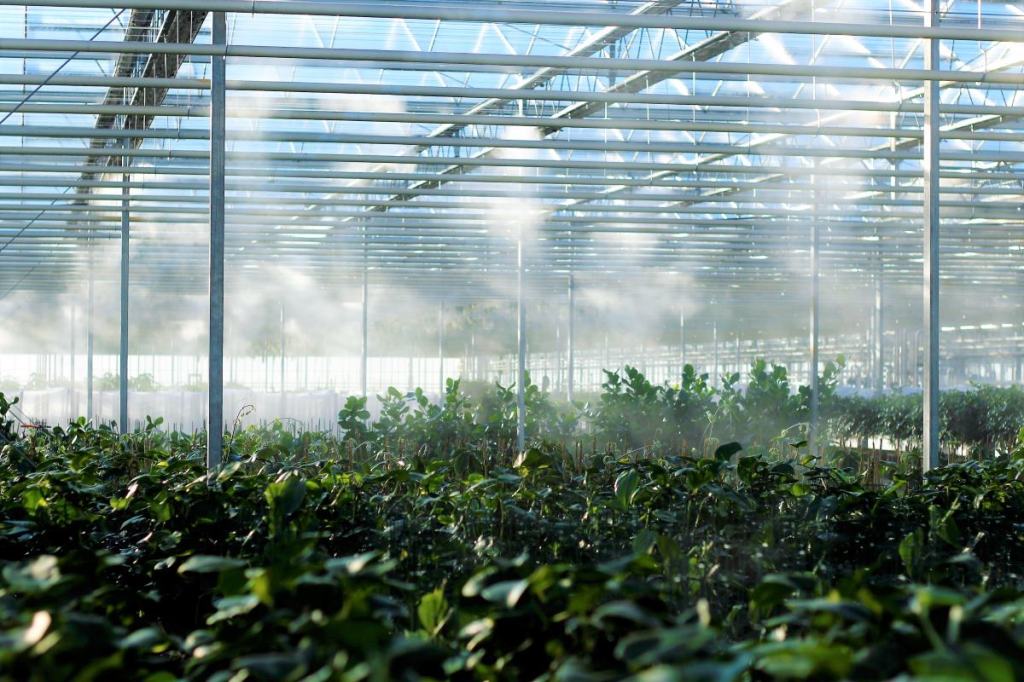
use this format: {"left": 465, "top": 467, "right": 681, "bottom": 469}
{"left": 2, "top": 0, "right": 1024, "bottom": 465}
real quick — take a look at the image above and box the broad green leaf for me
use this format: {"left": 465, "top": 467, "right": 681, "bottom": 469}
{"left": 480, "top": 579, "right": 530, "bottom": 608}
{"left": 752, "top": 639, "right": 854, "bottom": 679}
{"left": 264, "top": 475, "right": 306, "bottom": 517}
{"left": 141, "top": 673, "right": 179, "bottom": 682}
{"left": 18, "top": 611, "right": 50, "bottom": 650}
{"left": 119, "top": 627, "right": 164, "bottom": 650}
{"left": 21, "top": 488, "right": 47, "bottom": 515}
{"left": 899, "top": 529, "right": 923, "bottom": 577}
{"left": 929, "top": 504, "right": 962, "bottom": 547}
{"left": 217, "top": 461, "right": 243, "bottom": 482}
{"left": 177, "top": 555, "right": 246, "bottom": 574}
{"left": 514, "top": 448, "right": 554, "bottom": 470}
{"left": 714, "top": 442, "right": 743, "bottom": 460}
{"left": 233, "top": 653, "right": 303, "bottom": 678}
{"left": 207, "top": 595, "right": 260, "bottom": 625}
{"left": 614, "top": 470, "right": 641, "bottom": 509}
{"left": 417, "top": 588, "right": 449, "bottom": 636}
{"left": 325, "top": 551, "right": 391, "bottom": 576}
{"left": 2, "top": 555, "right": 60, "bottom": 593}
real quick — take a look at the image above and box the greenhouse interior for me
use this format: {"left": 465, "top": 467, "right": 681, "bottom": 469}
{"left": 2, "top": 0, "right": 1024, "bottom": 678}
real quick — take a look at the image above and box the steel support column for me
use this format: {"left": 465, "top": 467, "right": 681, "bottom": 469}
{"left": 207, "top": 10, "right": 226, "bottom": 469}
{"left": 360, "top": 262, "right": 368, "bottom": 396}
{"left": 86, "top": 245, "right": 94, "bottom": 421}
{"left": 437, "top": 300, "right": 445, "bottom": 396}
{"left": 69, "top": 304, "right": 76, "bottom": 417}
{"left": 279, "top": 301, "right": 285, "bottom": 394}
{"left": 809, "top": 164, "right": 820, "bottom": 455}
{"left": 118, "top": 135, "right": 129, "bottom": 433}
{"left": 680, "top": 310, "right": 687, "bottom": 371}
{"left": 516, "top": 238, "right": 526, "bottom": 452}
{"left": 469, "top": 333, "right": 476, "bottom": 381}
{"left": 923, "top": 0, "right": 941, "bottom": 472}
{"left": 713, "top": 321, "right": 719, "bottom": 387}
{"left": 567, "top": 274, "right": 575, "bottom": 402}
{"left": 874, "top": 266, "right": 885, "bottom": 395}
{"left": 553, "top": 324, "right": 560, "bottom": 393}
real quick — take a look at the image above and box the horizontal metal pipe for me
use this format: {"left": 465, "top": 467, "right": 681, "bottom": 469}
{"left": 7, "top": 218, "right": 1020, "bottom": 240}
{"left": 2, "top": 146, "right": 1017, "bottom": 180}
{"left": 9, "top": 219, "right": 1021, "bottom": 243}
{"left": 3, "top": 189, "right": 1020, "bottom": 218}
{"left": 1, "top": 176, "right": 1020, "bottom": 206}
{"left": 0, "top": 259, "right": 1001, "bottom": 281}
{"left": 4, "top": 173, "right": 1016, "bottom": 198}
{"left": 2, "top": 180, "right": 1019, "bottom": 207}
{"left": 6, "top": 125, "right": 1024, "bottom": 162}
{"left": 1, "top": 258, "right": 1015, "bottom": 280}
{"left": 6, "top": 227, "right": 985, "bottom": 248}
{"left": 0, "top": 162, "right": 938, "bottom": 188}
{"left": 0, "top": 266, "right": 1011, "bottom": 284}
{"left": 0, "top": 102, "right": 934, "bottom": 137}
{"left": 3, "top": 39, "right": 1023, "bottom": 85}
{"left": 13, "top": 1, "right": 1024, "bottom": 43}
{"left": 0, "top": 192, "right": 1007, "bottom": 216}
{"left": 2, "top": 74, "right": 1021, "bottom": 119}
{"left": 3, "top": 224, "right": 1004, "bottom": 245}
{"left": 3, "top": 202, "right": 1019, "bottom": 222}
{"left": 0, "top": 258, "right": 1002, "bottom": 280}
{"left": 7, "top": 205, "right": 1013, "bottom": 231}
{"left": 1, "top": 266, "right": 1016, "bottom": 291}
{"left": 5, "top": 208, "right": 1013, "bottom": 231}
{"left": 8, "top": 102, "right": 1024, "bottom": 143}
{"left": 0, "top": 147, "right": 1011, "bottom": 180}
{"left": 2, "top": 240, "right": 1015, "bottom": 266}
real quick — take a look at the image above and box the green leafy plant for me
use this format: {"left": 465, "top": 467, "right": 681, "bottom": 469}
{"left": 2, "top": 369, "right": 1024, "bottom": 680}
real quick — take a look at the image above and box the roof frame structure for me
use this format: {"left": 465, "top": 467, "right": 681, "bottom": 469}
{"left": 0, "top": 0, "right": 1021, "bottom": 305}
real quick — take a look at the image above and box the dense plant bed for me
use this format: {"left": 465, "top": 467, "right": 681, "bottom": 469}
{"left": 341, "top": 361, "right": 1024, "bottom": 470}
{"left": 3, "top": 393, "right": 1024, "bottom": 680}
